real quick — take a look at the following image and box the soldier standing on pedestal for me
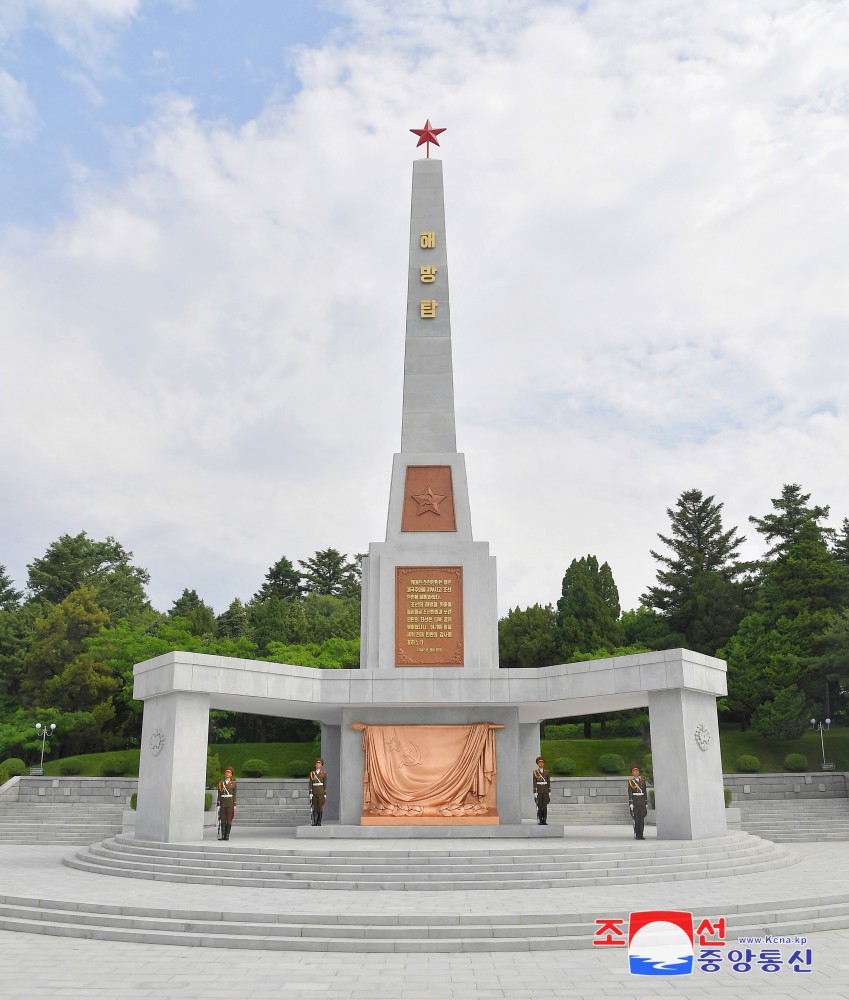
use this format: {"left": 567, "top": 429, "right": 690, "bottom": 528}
{"left": 309, "top": 758, "right": 328, "bottom": 826}
{"left": 533, "top": 756, "right": 551, "bottom": 826}
{"left": 217, "top": 766, "right": 237, "bottom": 841}
{"left": 628, "top": 765, "right": 648, "bottom": 840}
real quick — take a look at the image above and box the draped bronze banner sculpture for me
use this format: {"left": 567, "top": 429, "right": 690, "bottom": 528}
{"left": 351, "top": 722, "right": 503, "bottom": 825}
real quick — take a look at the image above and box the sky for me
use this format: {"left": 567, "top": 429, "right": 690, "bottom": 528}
{"left": 1, "top": 0, "right": 848, "bottom": 618}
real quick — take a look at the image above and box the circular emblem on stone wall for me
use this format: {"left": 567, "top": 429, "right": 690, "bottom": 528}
{"left": 694, "top": 723, "right": 711, "bottom": 751}
{"left": 149, "top": 728, "right": 166, "bottom": 756}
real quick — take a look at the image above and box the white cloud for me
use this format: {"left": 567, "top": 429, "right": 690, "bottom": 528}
{"left": 0, "top": 67, "right": 38, "bottom": 141}
{"left": 1, "top": 0, "right": 849, "bottom": 616}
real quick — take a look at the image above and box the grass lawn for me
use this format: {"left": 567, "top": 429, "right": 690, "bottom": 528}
{"left": 38, "top": 729, "right": 848, "bottom": 778}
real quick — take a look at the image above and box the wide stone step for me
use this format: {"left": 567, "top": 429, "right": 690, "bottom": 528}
{"left": 64, "top": 833, "right": 796, "bottom": 890}
{"left": 0, "top": 889, "right": 847, "bottom": 952}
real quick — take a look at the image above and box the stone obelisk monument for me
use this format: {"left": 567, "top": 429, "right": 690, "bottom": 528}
{"left": 132, "top": 125, "right": 729, "bottom": 842}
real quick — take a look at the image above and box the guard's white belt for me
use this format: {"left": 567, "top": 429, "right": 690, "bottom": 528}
{"left": 220, "top": 793, "right": 233, "bottom": 798}
{"left": 312, "top": 782, "right": 324, "bottom": 786}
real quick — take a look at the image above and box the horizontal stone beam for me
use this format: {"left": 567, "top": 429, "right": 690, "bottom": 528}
{"left": 133, "top": 648, "right": 726, "bottom": 725}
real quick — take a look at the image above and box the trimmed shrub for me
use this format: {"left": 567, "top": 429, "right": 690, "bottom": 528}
{"left": 598, "top": 753, "right": 626, "bottom": 774}
{"left": 1, "top": 758, "right": 27, "bottom": 782}
{"left": 552, "top": 757, "right": 577, "bottom": 775}
{"left": 543, "top": 723, "right": 583, "bottom": 739}
{"left": 649, "top": 788, "right": 655, "bottom": 809}
{"left": 724, "top": 787, "right": 733, "bottom": 807}
{"left": 784, "top": 753, "right": 808, "bottom": 772}
{"left": 242, "top": 758, "right": 270, "bottom": 778}
{"left": 58, "top": 758, "right": 83, "bottom": 775}
{"left": 206, "top": 751, "right": 222, "bottom": 788}
{"left": 100, "top": 755, "right": 129, "bottom": 777}
{"left": 204, "top": 791, "right": 213, "bottom": 811}
{"left": 130, "top": 792, "right": 138, "bottom": 810}
{"left": 286, "top": 758, "right": 310, "bottom": 778}
{"left": 736, "top": 754, "right": 761, "bottom": 773}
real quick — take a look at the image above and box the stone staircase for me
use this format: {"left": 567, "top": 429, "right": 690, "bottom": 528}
{"left": 6, "top": 889, "right": 848, "bottom": 953}
{"left": 739, "top": 799, "right": 849, "bottom": 842}
{"left": 64, "top": 830, "right": 794, "bottom": 891}
{"left": 547, "top": 803, "right": 632, "bottom": 825}
{"left": 0, "top": 804, "right": 124, "bottom": 844}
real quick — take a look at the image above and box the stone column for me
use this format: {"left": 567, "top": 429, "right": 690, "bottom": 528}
{"left": 649, "top": 688, "right": 727, "bottom": 840}
{"left": 136, "top": 691, "right": 210, "bottom": 842}
{"left": 519, "top": 722, "right": 542, "bottom": 821}
{"left": 320, "top": 723, "right": 341, "bottom": 821}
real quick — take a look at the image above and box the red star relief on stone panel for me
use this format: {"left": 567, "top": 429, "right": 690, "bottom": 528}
{"left": 409, "top": 119, "right": 446, "bottom": 157}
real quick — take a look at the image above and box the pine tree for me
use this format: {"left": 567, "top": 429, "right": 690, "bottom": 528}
{"left": 169, "top": 589, "right": 217, "bottom": 638}
{"left": 0, "top": 565, "right": 23, "bottom": 611}
{"left": 22, "top": 586, "right": 109, "bottom": 705}
{"left": 26, "top": 532, "right": 150, "bottom": 619}
{"left": 749, "top": 483, "right": 831, "bottom": 561}
{"left": 642, "top": 489, "right": 747, "bottom": 654}
{"left": 832, "top": 518, "right": 849, "bottom": 568}
{"left": 498, "top": 604, "right": 559, "bottom": 669}
{"left": 217, "top": 598, "right": 250, "bottom": 638}
{"left": 254, "top": 556, "right": 302, "bottom": 602}
{"left": 556, "top": 556, "right": 622, "bottom": 658}
{"left": 299, "top": 549, "right": 360, "bottom": 597}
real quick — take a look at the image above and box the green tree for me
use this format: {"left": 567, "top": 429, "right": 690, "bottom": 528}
{"left": 642, "top": 489, "right": 747, "bottom": 654}
{"left": 0, "top": 603, "right": 38, "bottom": 699}
{"left": 831, "top": 518, "right": 849, "bottom": 569}
{"left": 169, "top": 589, "right": 217, "bottom": 638}
{"left": 749, "top": 483, "right": 831, "bottom": 561}
{"left": 723, "top": 520, "right": 846, "bottom": 733}
{"left": 26, "top": 533, "right": 150, "bottom": 619}
{"left": 217, "top": 598, "right": 249, "bottom": 638}
{"left": 254, "top": 556, "right": 302, "bottom": 602}
{"left": 620, "top": 607, "right": 685, "bottom": 651}
{"left": 0, "top": 565, "right": 23, "bottom": 611}
{"left": 556, "top": 555, "right": 622, "bottom": 659}
{"left": 498, "top": 604, "right": 559, "bottom": 669}
{"left": 22, "top": 586, "right": 109, "bottom": 705}
{"left": 750, "top": 685, "right": 810, "bottom": 742}
{"left": 299, "top": 549, "right": 360, "bottom": 597}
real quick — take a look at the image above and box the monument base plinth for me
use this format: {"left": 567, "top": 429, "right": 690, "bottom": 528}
{"left": 361, "top": 814, "right": 498, "bottom": 826}
{"left": 295, "top": 823, "right": 565, "bottom": 839}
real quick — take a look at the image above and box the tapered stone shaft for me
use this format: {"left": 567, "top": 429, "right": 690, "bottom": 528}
{"left": 401, "top": 158, "right": 457, "bottom": 453}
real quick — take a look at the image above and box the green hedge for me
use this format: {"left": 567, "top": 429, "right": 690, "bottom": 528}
{"left": 724, "top": 787, "right": 733, "bottom": 807}
{"left": 287, "top": 759, "right": 310, "bottom": 778}
{"left": 59, "top": 758, "right": 83, "bottom": 775}
{"left": 552, "top": 757, "right": 577, "bottom": 775}
{"left": 736, "top": 754, "right": 761, "bottom": 773}
{"left": 100, "top": 755, "right": 129, "bottom": 776}
{"left": 241, "top": 758, "right": 270, "bottom": 778}
{"left": 598, "top": 753, "right": 626, "bottom": 774}
{"left": 783, "top": 753, "right": 808, "bottom": 772}
{"left": 0, "top": 758, "right": 27, "bottom": 783}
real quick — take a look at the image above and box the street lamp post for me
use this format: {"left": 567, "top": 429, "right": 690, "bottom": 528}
{"left": 34, "top": 722, "right": 56, "bottom": 773}
{"left": 810, "top": 717, "right": 831, "bottom": 770}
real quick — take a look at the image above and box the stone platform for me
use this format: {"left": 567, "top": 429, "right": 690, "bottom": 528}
{"left": 294, "top": 822, "right": 565, "bottom": 838}
{"left": 0, "top": 825, "right": 846, "bottom": 959}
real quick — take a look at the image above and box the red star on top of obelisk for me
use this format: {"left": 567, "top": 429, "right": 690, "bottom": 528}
{"left": 409, "top": 119, "right": 446, "bottom": 158}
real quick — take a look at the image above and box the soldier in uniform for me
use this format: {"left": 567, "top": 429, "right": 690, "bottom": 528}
{"left": 309, "top": 758, "right": 328, "bottom": 826}
{"left": 532, "top": 756, "right": 551, "bottom": 826}
{"left": 628, "top": 765, "right": 648, "bottom": 840}
{"left": 217, "top": 766, "right": 237, "bottom": 841}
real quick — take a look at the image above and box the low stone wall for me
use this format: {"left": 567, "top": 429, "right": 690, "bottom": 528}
{"left": 3, "top": 773, "right": 846, "bottom": 808}
{"left": 723, "top": 771, "right": 849, "bottom": 800}
{"left": 13, "top": 777, "right": 138, "bottom": 805}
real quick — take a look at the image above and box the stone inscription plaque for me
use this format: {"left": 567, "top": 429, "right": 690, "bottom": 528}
{"left": 401, "top": 465, "right": 457, "bottom": 532}
{"left": 395, "top": 566, "right": 463, "bottom": 667}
